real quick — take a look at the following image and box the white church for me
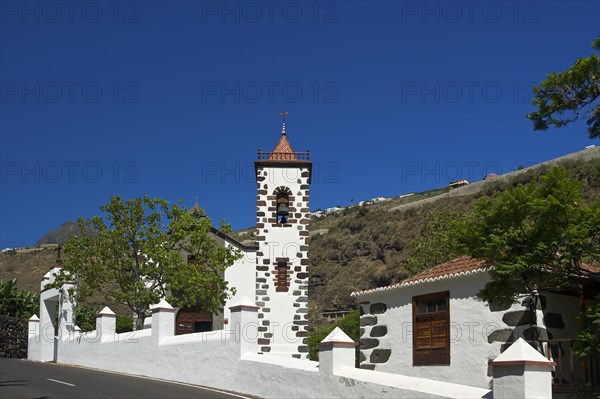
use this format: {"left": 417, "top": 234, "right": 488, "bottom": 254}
{"left": 206, "top": 114, "right": 312, "bottom": 358}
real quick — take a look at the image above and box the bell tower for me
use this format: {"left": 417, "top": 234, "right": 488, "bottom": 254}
{"left": 254, "top": 112, "right": 312, "bottom": 358}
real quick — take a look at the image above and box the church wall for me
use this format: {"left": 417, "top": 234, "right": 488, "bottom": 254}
{"left": 255, "top": 165, "right": 311, "bottom": 358}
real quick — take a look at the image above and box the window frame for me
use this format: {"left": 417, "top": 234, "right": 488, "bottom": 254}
{"left": 275, "top": 257, "right": 290, "bottom": 292}
{"left": 412, "top": 290, "right": 450, "bottom": 366}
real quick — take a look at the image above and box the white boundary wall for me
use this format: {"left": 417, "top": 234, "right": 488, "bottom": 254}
{"left": 28, "top": 298, "right": 491, "bottom": 399}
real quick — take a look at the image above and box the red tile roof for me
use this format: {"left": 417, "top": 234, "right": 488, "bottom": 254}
{"left": 402, "top": 256, "right": 488, "bottom": 284}
{"left": 351, "top": 256, "right": 490, "bottom": 297}
{"left": 268, "top": 132, "right": 297, "bottom": 161}
{"left": 351, "top": 256, "right": 599, "bottom": 298}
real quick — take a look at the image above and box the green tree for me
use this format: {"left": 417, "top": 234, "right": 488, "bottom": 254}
{"left": 527, "top": 38, "right": 600, "bottom": 139}
{"left": 308, "top": 310, "right": 360, "bottom": 365}
{"left": 53, "top": 195, "right": 241, "bottom": 330}
{"left": 404, "top": 211, "right": 462, "bottom": 275}
{"left": 455, "top": 167, "right": 599, "bottom": 305}
{"left": 0, "top": 278, "right": 39, "bottom": 319}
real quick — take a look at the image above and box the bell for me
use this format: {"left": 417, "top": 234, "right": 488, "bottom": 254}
{"left": 277, "top": 203, "right": 289, "bottom": 216}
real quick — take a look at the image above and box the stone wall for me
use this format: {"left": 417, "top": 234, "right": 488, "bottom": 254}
{"left": 254, "top": 165, "right": 311, "bottom": 357}
{"left": 0, "top": 314, "right": 28, "bottom": 358}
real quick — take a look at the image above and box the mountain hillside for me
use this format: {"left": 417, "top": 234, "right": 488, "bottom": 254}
{"left": 35, "top": 221, "right": 82, "bottom": 246}
{"left": 3, "top": 148, "right": 599, "bottom": 325}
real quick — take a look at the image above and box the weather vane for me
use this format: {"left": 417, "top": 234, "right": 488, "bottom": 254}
{"left": 280, "top": 111, "right": 288, "bottom": 134}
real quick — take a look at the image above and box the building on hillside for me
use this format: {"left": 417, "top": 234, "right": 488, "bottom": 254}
{"left": 449, "top": 180, "right": 469, "bottom": 189}
{"left": 351, "top": 256, "right": 600, "bottom": 393}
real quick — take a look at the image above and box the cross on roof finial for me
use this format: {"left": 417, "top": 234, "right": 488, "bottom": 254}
{"left": 195, "top": 196, "right": 199, "bottom": 206}
{"left": 280, "top": 111, "right": 288, "bottom": 135}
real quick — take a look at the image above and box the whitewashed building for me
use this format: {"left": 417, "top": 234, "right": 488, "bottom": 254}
{"left": 351, "top": 256, "right": 599, "bottom": 392}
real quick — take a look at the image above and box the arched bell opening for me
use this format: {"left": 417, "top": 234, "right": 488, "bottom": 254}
{"left": 276, "top": 193, "right": 290, "bottom": 224}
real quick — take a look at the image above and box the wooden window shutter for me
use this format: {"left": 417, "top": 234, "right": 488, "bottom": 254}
{"left": 275, "top": 258, "right": 290, "bottom": 292}
{"left": 412, "top": 291, "right": 450, "bottom": 366}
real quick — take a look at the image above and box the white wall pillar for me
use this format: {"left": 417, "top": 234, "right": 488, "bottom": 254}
{"left": 151, "top": 299, "right": 175, "bottom": 345}
{"left": 27, "top": 315, "right": 40, "bottom": 361}
{"left": 319, "top": 327, "right": 357, "bottom": 375}
{"left": 96, "top": 306, "right": 116, "bottom": 342}
{"left": 229, "top": 296, "right": 259, "bottom": 357}
{"left": 491, "top": 338, "right": 554, "bottom": 399}
{"left": 28, "top": 315, "right": 39, "bottom": 339}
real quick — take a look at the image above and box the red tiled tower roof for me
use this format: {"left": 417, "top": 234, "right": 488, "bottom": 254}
{"left": 257, "top": 113, "right": 310, "bottom": 163}
{"left": 268, "top": 126, "right": 297, "bottom": 161}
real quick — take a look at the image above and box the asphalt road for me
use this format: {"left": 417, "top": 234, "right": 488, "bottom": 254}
{"left": 0, "top": 358, "right": 250, "bottom": 399}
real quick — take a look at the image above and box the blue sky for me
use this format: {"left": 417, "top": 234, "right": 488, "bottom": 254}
{"left": 1, "top": 1, "right": 599, "bottom": 248}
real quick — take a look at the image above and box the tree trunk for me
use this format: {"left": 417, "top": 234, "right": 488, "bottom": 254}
{"left": 135, "top": 313, "right": 145, "bottom": 330}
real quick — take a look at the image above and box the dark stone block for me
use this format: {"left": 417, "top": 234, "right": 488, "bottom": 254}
{"left": 262, "top": 320, "right": 270, "bottom": 326}
{"left": 360, "top": 338, "right": 379, "bottom": 349}
{"left": 256, "top": 290, "right": 267, "bottom": 296}
{"left": 292, "top": 354, "right": 301, "bottom": 359}
{"left": 360, "top": 328, "right": 365, "bottom": 337}
{"left": 293, "top": 291, "right": 301, "bottom": 296}
{"left": 296, "top": 296, "right": 308, "bottom": 302}
{"left": 360, "top": 351, "right": 366, "bottom": 362}
{"left": 264, "top": 333, "right": 273, "bottom": 338}
{"left": 261, "top": 346, "right": 271, "bottom": 352}
{"left": 370, "top": 325, "right": 388, "bottom": 337}
{"left": 360, "top": 316, "right": 377, "bottom": 326}
{"left": 262, "top": 308, "right": 270, "bottom": 312}
{"left": 487, "top": 328, "right": 514, "bottom": 344}
{"left": 258, "top": 338, "right": 270, "bottom": 345}
{"left": 370, "top": 349, "right": 391, "bottom": 363}
{"left": 298, "top": 345, "right": 309, "bottom": 353}
{"left": 370, "top": 303, "right": 387, "bottom": 314}
{"left": 291, "top": 326, "right": 299, "bottom": 331}
{"left": 502, "top": 310, "right": 532, "bottom": 326}
{"left": 360, "top": 364, "right": 375, "bottom": 370}
{"left": 543, "top": 313, "right": 565, "bottom": 329}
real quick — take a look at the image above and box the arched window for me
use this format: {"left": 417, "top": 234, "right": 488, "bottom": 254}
{"left": 273, "top": 186, "right": 292, "bottom": 224}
